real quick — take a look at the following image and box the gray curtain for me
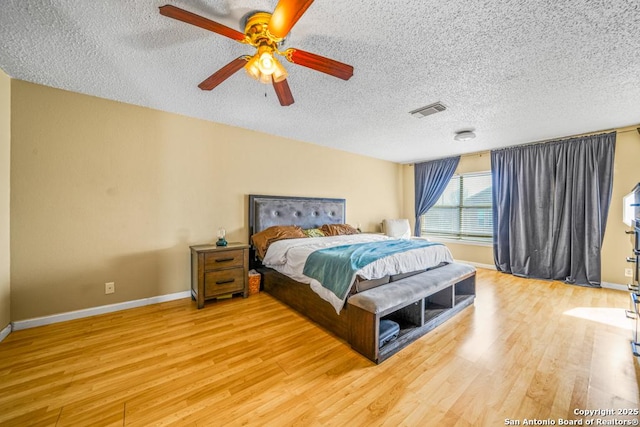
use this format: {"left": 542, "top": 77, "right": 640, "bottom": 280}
{"left": 414, "top": 156, "right": 460, "bottom": 236}
{"left": 491, "top": 132, "right": 616, "bottom": 286}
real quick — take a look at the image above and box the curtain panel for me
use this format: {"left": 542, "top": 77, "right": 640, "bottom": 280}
{"left": 414, "top": 156, "right": 460, "bottom": 236}
{"left": 491, "top": 132, "right": 616, "bottom": 286}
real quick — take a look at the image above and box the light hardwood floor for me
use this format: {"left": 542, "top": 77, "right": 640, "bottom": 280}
{"left": 1, "top": 268, "right": 639, "bottom": 426}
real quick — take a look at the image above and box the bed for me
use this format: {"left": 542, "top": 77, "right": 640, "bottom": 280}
{"left": 248, "top": 194, "right": 476, "bottom": 363}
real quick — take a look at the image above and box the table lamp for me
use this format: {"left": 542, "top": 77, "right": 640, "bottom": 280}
{"left": 216, "top": 228, "right": 228, "bottom": 247}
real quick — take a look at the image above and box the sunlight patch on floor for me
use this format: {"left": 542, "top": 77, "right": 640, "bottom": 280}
{"left": 563, "top": 307, "right": 633, "bottom": 330}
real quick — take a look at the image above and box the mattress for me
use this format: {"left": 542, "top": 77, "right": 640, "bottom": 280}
{"left": 262, "top": 234, "right": 454, "bottom": 313}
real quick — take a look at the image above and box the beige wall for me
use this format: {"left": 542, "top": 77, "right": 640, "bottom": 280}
{"left": 0, "top": 69, "right": 10, "bottom": 329}
{"left": 402, "top": 128, "right": 640, "bottom": 285}
{"left": 602, "top": 128, "right": 640, "bottom": 285}
{"left": 10, "top": 80, "right": 402, "bottom": 320}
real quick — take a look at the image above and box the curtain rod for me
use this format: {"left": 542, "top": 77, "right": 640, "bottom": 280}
{"left": 616, "top": 124, "right": 640, "bottom": 134}
{"left": 409, "top": 124, "right": 640, "bottom": 164}
{"left": 461, "top": 124, "right": 639, "bottom": 158}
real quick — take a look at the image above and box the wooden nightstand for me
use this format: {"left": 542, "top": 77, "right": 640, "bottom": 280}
{"left": 190, "top": 243, "right": 249, "bottom": 309}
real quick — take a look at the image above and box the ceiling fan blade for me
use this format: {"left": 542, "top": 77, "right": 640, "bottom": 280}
{"left": 273, "top": 78, "right": 294, "bottom": 106}
{"left": 159, "top": 5, "right": 246, "bottom": 42}
{"left": 198, "top": 56, "right": 248, "bottom": 91}
{"left": 284, "top": 48, "right": 353, "bottom": 80}
{"left": 268, "top": 0, "right": 314, "bottom": 40}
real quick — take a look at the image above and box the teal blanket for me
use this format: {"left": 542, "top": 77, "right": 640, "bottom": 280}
{"left": 302, "top": 239, "right": 443, "bottom": 301}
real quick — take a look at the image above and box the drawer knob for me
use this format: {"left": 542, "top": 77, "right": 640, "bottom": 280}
{"left": 216, "top": 279, "right": 235, "bottom": 285}
{"left": 216, "top": 258, "right": 235, "bottom": 263}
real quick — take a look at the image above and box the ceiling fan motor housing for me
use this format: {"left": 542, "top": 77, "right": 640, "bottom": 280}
{"left": 244, "top": 12, "right": 282, "bottom": 48}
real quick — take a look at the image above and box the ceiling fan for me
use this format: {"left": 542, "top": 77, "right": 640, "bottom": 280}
{"left": 159, "top": 0, "right": 354, "bottom": 106}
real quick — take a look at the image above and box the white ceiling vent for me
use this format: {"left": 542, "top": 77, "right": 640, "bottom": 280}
{"left": 409, "top": 102, "right": 447, "bottom": 118}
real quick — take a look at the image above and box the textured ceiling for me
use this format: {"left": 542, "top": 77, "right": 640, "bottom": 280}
{"left": 1, "top": 1, "right": 639, "bottom": 163}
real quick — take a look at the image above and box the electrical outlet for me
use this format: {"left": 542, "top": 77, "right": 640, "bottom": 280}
{"left": 625, "top": 268, "right": 633, "bottom": 278}
{"left": 105, "top": 282, "right": 115, "bottom": 294}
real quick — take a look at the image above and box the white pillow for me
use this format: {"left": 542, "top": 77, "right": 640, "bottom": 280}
{"left": 383, "top": 219, "right": 411, "bottom": 239}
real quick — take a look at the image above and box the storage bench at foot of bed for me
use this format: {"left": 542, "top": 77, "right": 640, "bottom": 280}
{"left": 347, "top": 262, "right": 476, "bottom": 364}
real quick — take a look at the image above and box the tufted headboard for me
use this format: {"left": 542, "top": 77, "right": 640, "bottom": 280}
{"left": 248, "top": 194, "right": 346, "bottom": 268}
{"left": 248, "top": 194, "right": 346, "bottom": 239}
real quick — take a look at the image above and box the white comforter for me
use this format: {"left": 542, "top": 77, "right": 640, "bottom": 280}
{"left": 262, "top": 234, "right": 454, "bottom": 313}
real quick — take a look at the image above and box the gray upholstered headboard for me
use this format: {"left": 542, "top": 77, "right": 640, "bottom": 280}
{"left": 248, "top": 195, "right": 346, "bottom": 239}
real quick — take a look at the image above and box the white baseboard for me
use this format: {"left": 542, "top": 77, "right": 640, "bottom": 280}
{"left": 455, "top": 260, "right": 496, "bottom": 270}
{"left": 0, "top": 323, "right": 11, "bottom": 343}
{"left": 11, "top": 291, "right": 191, "bottom": 331}
{"left": 4, "top": 274, "right": 627, "bottom": 334}
{"left": 601, "top": 282, "right": 628, "bottom": 292}
{"left": 453, "top": 263, "right": 627, "bottom": 291}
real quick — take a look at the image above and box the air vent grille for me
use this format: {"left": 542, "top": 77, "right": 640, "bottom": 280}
{"left": 409, "top": 102, "right": 447, "bottom": 118}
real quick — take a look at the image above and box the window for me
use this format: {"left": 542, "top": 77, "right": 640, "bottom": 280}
{"left": 420, "top": 171, "right": 493, "bottom": 242}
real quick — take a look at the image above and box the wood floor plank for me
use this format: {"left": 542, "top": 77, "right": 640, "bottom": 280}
{"left": 0, "top": 269, "right": 638, "bottom": 426}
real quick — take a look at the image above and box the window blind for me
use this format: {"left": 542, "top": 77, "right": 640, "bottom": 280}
{"left": 421, "top": 171, "right": 493, "bottom": 242}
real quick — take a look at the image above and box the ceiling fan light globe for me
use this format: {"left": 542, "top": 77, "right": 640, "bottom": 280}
{"left": 245, "top": 57, "right": 278, "bottom": 84}
{"left": 258, "top": 51, "right": 276, "bottom": 75}
{"left": 272, "top": 68, "right": 288, "bottom": 83}
{"left": 244, "top": 56, "right": 262, "bottom": 81}
{"left": 259, "top": 73, "right": 272, "bottom": 84}
{"left": 271, "top": 57, "right": 288, "bottom": 83}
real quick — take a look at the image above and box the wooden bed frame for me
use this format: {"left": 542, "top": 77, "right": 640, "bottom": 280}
{"left": 248, "top": 194, "right": 351, "bottom": 337}
{"left": 248, "top": 194, "right": 476, "bottom": 363}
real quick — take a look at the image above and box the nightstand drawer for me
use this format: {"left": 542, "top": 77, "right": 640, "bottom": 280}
{"left": 204, "top": 268, "right": 245, "bottom": 297}
{"left": 204, "top": 249, "right": 244, "bottom": 270}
